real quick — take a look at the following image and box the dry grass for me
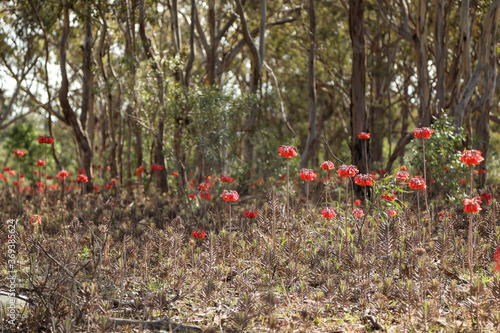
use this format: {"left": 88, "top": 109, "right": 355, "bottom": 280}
{"left": 1, "top": 185, "right": 500, "bottom": 332}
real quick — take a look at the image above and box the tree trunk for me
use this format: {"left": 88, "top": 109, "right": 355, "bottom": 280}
{"left": 434, "top": 0, "right": 446, "bottom": 115}
{"left": 300, "top": 0, "right": 318, "bottom": 169}
{"left": 476, "top": 1, "right": 500, "bottom": 187}
{"left": 139, "top": 0, "right": 168, "bottom": 193}
{"left": 414, "top": 0, "right": 431, "bottom": 126}
{"left": 349, "top": 0, "right": 367, "bottom": 178}
{"left": 59, "top": 0, "right": 93, "bottom": 190}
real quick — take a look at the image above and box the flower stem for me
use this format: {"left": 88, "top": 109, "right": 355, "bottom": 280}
{"left": 229, "top": 202, "right": 232, "bottom": 272}
{"left": 364, "top": 139, "right": 368, "bottom": 174}
{"left": 468, "top": 165, "right": 474, "bottom": 283}
{"left": 286, "top": 159, "right": 290, "bottom": 228}
{"left": 306, "top": 181, "right": 309, "bottom": 217}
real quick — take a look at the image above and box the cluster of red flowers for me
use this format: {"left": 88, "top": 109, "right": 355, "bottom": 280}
{"left": 188, "top": 193, "right": 197, "bottom": 199}
{"left": 354, "top": 173, "right": 373, "bottom": 187}
{"left": 30, "top": 214, "right": 43, "bottom": 224}
{"left": 192, "top": 229, "right": 207, "bottom": 239}
{"left": 135, "top": 166, "right": 145, "bottom": 176}
{"left": 221, "top": 190, "right": 239, "bottom": 202}
{"left": 150, "top": 163, "right": 163, "bottom": 171}
{"left": 480, "top": 192, "right": 492, "bottom": 204}
{"left": 382, "top": 193, "right": 396, "bottom": 201}
{"left": 104, "top": 182, "right": 113, "bottom": 189}
{"left": 413, "top": 127, "right": 434, "bottom": 139}
{"left": 170, "top": 171, "right": 180, "bottom": 177}
{"left": 337, "top": 164, "right": 359, "bottom": 178}
{"left": 277, "top": 145, "right": 298, "bottom": 158}
{"left": 36, "top": 159, "right": 46, "bottom": 166}
{"left": 14, "top": 149, "right": 26, "bottom": 157}
{"left": 243, "top": 209, "right": 258, "bottom": 218}
{"left": 77, "top": 168, "right": 86, "bottom": 174}
{"left": 300, "top": 169, "right": 317, "bottom": 182}
{"left": 77, "top": 174, "right": 88, "bottom": 183}
{"left": 354, "top": 199, "right": 361, "bottom": 206}
{"left": 199, "top": 191, "right": 212, "bottom": 200}
{"left": 320, "top": 160, "right": 335, "bottom": 171}
{"left": 56, "top": 170, "right": 69, "bottom": 180}
{"left": 463, "top": 197, "right": 482, "bottom": 213}
{"left": 387, "top": 209, "right": 398, "bottom": 217}
{"left": 220, "top": 175, "right": 233, "bottom": 183}
{"left": 321, "top": 207, "right": 337, "bottom": 219}
{"left": 459, "top": 150, "right": 484, "bottom": 165}
{"left": 358, "top": 132, "right": 370, "bottom": 139}
{"left": 352, "top": 208, "right": 364, "bottom": 218}
{"left": 408, "top": 176, "right": 426, "bottom": 190}
{"left": 37, "top": 135, "right": 54, "bottom": 144}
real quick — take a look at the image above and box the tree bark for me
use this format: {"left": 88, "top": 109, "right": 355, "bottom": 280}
{"left": 349, "top": 0, "right": 367, "bottom": 178}
{"left": 139, "top": 0, "right": 168, "bottom": 193}
{"left": 300, "top": 0, "right": 318, "bottom": 169}
{"left": 434, "top": 0, "right": 446, "bottom": 115}
{"left": 59, "top": 0, "right": 94, "bottom": 190}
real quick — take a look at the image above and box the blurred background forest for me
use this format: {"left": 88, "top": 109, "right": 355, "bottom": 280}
{"left": 0, "top": 0, "right": 499, "bottom": 197}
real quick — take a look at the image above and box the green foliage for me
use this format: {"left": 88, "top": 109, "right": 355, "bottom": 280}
{"left": 408, "top": 115, "right": 467, "bottom": 205}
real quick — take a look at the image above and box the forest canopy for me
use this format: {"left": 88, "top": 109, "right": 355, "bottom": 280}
{"left": 0, "top": 0, "right": 499, "bottom": 194}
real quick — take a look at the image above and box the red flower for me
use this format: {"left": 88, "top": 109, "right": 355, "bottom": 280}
{"left": 97, "top": 165, "right": 103, "bottom": 169}
{"left": 151, "top": 163, "right": 164, "bottom": 171}
{"left": 220, "top": 175, "right": 233, "bottom": 183}
{"left": 34, "top": 170, "right": 39, "bottom": 176}
{"left": 36, "top": 159, "right": 46, "bottom": 166}
{"left": 463, "top": 197, "right": 482, "bottom": 213}
{"left": 37, "top": 135, "right": 54, "bottom": 144}
{"left": 382, "top": 192, "right": 397, "bottom": 201}
{"left": 111, "top": 178, "right": 117, "bottom": 184}
{"left": 352, "top": 208, "right": 364, "bottom": 218}
{"left": 413, "top": 127, "right": 434, "bottom": 139}
{"left": 30, "top": 214, "right": 43, "bottom": 224}
{"left": 14, "top": 149, "right": 26, "bottom": 156}
{"left": 199, "top": 191, "right": 212, "bottom": 200}
{"left": 192, "top": 229, "right": 207, "bottom": 239}
{"left": 57, "top": 170, "right": 69, "bottom": 180}
{"left": 399, "top": 166, "right": 407, "bottom": 171}
{"left": 354, "top": 173, "right": 373, "bottom": 187}
{"left": 18, "top": 174, "right": 25, "bottom": 178}
{"left": 93, "top": 184, "right": 101, "bottom": 193}
{"left": 198, "top": 182, "right": 210, "bottom": 191}
{"left": 337, "top": 164, "right": 359, "bottom": 178}
{"left": 277, "top": 145, "right": 298, "bottom": 158}
{"left": 321, "top": 207, "right": 337, "bottom": 219}
{"left": 320, "top": 161, "right": 335, "bottom": 171}
{"left": 188, "top": 193, "right": 197, "bottom": 199}
{"left": 459, "top": 179, "right": 466, "bottom": 184}
{"left": 494, "top": 246, "right": 500, "bottom": 272}
{"left": 243, "top": 209, "right": 258, "bottom": 218}
{"left": 104, "top": 182, "right": 113, "bottom": 189}
{"left": 300, "top": 168, "right": 317, "bottom": 182}
{"left": 354, "top": 199, "right": 362, "bottom": 206}
{"left": 358, "top": 132, "right": 370, "bottom": 139}
{"left": 379, "top": 169, "right": 386, "bottom": 175}
{"left": 3, "top": 167, "right": 11, "bottom": 172}
{"left": 135, "top": 166, "right": 145, "bottom": 176}
{"left": 408, "top": 176, "right": 426, "bottom": 190}
{"left": 170, "top": 171, "right": 180, "bottom": 176}
{"left": 396, "top": 170, "right": 410, "bottom": 182}
{"left": 221, "top": 190, "right": 239, "bottom": 202}
{"left": 460, "top": 150, "right": 484, "bottom": 165}
{"left": 478, "top": 169, "right": 486, "bottom": 174}
{"left": 8, "top": 170, "right": 15, "bottom": 176}
{"left": 106, "top": 166, "right": 111, "bottom": 170}
{"left": 77, "top": 168, "right": 86, "bottom": 174}
{"left": 77, "top": 174, "right": 89, "bottom": 183}
{"left": 480, "top": 192, "right": 492, "bottom": 204}
{"left": 438, "top": 210, "right": 451, "bottom": 220}
{"left": 387, "top": 209, "right": 398, "bottom": 217}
